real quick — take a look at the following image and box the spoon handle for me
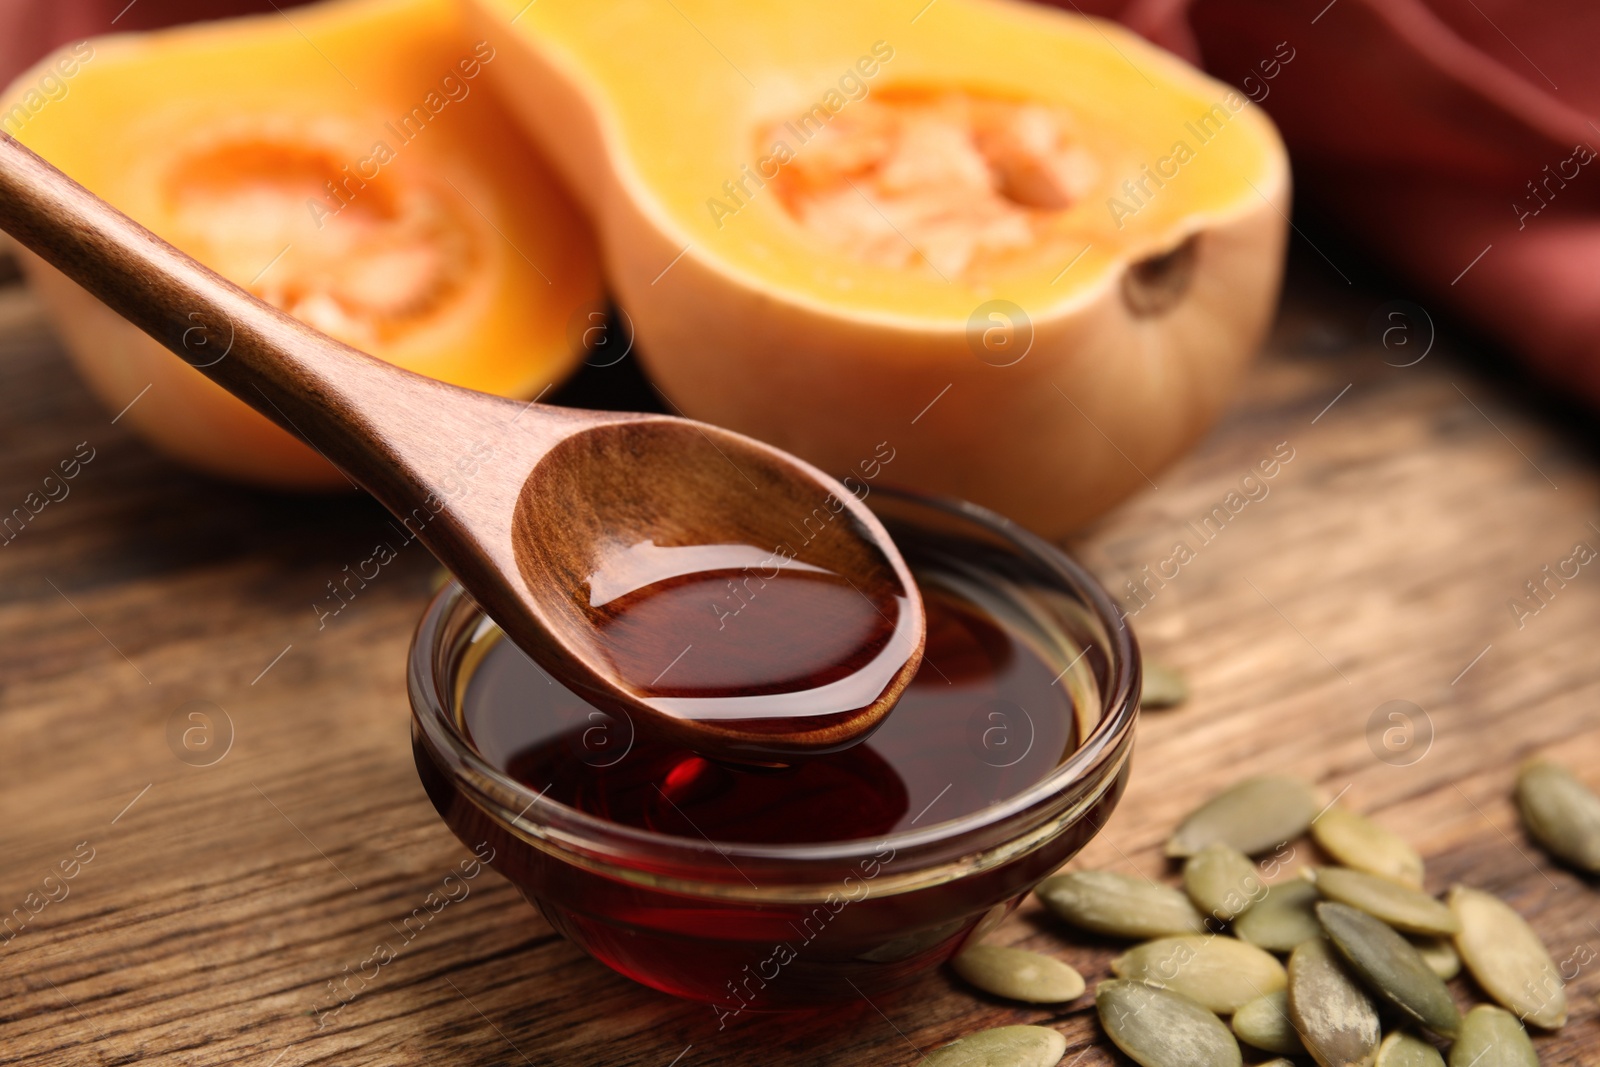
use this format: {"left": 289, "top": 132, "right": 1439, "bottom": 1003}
{"left": 0, "top": 132, "right": 465, "bottom": 480}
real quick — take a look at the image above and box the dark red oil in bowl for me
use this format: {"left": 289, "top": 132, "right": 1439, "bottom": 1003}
{"left": 411, "top": 496, "right": 1137, "bottom": 1012}
{"left": 582, "top": 539, "right": 921, "bottom": 744}
{"left": 468, "top": 589, "right": 1072, "bottom": 843}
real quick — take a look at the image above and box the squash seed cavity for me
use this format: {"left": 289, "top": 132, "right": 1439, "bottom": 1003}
{"left": 165, "top": 136, "right": 478, "bottom": 350}
{"left": 763, "top": 90, "right": 1099, "bottom": 281}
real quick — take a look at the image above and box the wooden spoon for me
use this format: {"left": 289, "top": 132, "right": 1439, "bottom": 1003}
{"left": 0, "top": 132, "right": 924, "bottom": 761}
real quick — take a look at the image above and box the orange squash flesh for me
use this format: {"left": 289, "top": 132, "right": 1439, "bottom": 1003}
{"left": 2, "top": 0, "right": 600, "bottom": 490}
{"left": 467, "top": 0, "right": 1290, "bottom": 536}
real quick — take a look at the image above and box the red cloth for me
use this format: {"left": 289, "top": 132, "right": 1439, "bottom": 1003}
{"left": 1055, "top": 0, "right": 1600, "bottom": 403}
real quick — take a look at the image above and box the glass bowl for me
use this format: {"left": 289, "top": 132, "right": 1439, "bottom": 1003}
{"left": 409, "top": 489, "right": 1139, "bottom": 1013}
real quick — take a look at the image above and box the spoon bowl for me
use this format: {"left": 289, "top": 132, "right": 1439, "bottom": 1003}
{"left": 513, "top": 418, "right": 923, "bottom": 756}
{"left": 0, "top": 130, "right": 924, "bottom": 760}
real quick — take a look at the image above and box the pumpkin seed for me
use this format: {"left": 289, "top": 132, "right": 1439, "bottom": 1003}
{"left": 1516, "top": 758, "right": 1600, "bottom": 873}
{"left": 1410, "top": 937, "right": 1460, "bottom": 980}
{"left": 1096, "top": 979, "right": 1242, "bottom": 1067}
{"left": 1316, "top": 902, "right": 1461, "bottom": 1037}
{"left": 1183, "top": 842, "right": 1263, "bottom": 922}
{"left": 1307, "top": 868, "right": 1459, "bottom": 936}
{"left": 1231, "top": 990, "right": 1306, "bottom": 1056}
{"left": 1141, "top": 661, "right": 1189, "bottom": 709}
{"left": 1311, "top": 806, "right": 1425, "bottom": 887}
{"left": 1234, "top": 879, "right": 1323, "bottom": 953}
{"left": 1112, "top": 935, "right": 1286, "bottom": 1014}
{"left": 1167, "top": 776, "right": 1321, "bottom": 858}
{"left": 1288, "top": 937, "right": 1381, "bottom": 1067}
{"left": 1036, "top": 870, "right": 1207, "bottom": 939}
{"left": 923, "top": 1025, "right": 1068, "bottom": 1067}
{"left": 951, "top": 944, "right": 1085, "bottom": 1004}
{"left": 1447, "top": 1006, "right": 1539, "bottom": 1067}
{"left": 1449, "top": 884, "right": 1566, "bottom": 1029}
{"left": 1375, "top": 1031, "right": 1445, "bottom": 1067}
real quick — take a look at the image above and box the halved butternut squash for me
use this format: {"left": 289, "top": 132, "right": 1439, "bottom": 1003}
{"left": 467, "top": 0, "right": 1289, "bottom": 536}
{"left": 3, "top": 0, "right": 600, "bottom": 489}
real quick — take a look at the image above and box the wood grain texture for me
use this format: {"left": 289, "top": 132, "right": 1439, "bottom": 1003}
{"left": 0, "top": 254, "right": 1597, "bottom": 1066}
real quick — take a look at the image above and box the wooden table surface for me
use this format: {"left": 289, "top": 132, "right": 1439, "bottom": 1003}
{"left": 1, "top": 248, "right": 1596, "bottom": 1066}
